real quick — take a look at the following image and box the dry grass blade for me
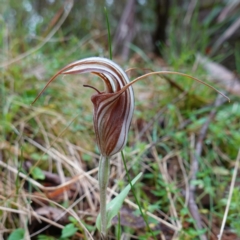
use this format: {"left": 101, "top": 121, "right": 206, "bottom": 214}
{"left": 1, "top": 138, "right": 180, "bottom": 233}
{"left": 217, "top": 0, "right": 240, "bottom": 22}
{"left": 177, "top": 155, "right": 189, "bottom": 207}
{"left": 0, "top": 160, "right": 94, "bottom": 239}
{"left": 218, "top": 149, "right": 240, "bottom": 240}
{"left": 151, "top": 148, "right": 182, "bottom": 230}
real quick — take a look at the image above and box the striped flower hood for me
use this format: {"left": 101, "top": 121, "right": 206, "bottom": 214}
{"left": 34, "top": 57, "right": 134, "bottom": 157}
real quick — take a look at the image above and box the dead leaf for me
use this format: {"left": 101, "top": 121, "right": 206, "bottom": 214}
{"left": 35, "top": 206, "right": 68, "bottom": 223}
{"left": 111, "top": 206, "right": 145, "bottom": 229}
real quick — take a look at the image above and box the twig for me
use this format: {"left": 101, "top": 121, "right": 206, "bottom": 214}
{"left": 217, "top": 0, "right": 240, "bottom": 23}
{"left": 211, "top": 16, "right": 240, "bottom": 55}
{"left": 184, "top": 0, "right": 198, "bottom": 26}
{"left": 218, "top": 149, "right": 240, "bottom": 240}
{"left": 188, "top": 94, "right": 227, "bottom": 240}
{"left": 112, "top": 0, "right": 136, "bottom": 60}
{"left": 177, "top": 155, "right": 189, "bottom": 207}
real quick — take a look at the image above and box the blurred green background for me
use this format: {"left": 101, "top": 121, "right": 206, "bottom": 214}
{"left": 1, "top": 1, "right": 240, "bottom": 240}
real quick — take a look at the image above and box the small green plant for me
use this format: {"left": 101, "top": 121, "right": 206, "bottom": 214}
{"left": 60, "top": 223, "right": 78, "bottom": 239}
{"left": 8, "top": 228, "right": 25, "bottom": 240}
{"left": 37, "top": 235, "right": 55, "bottom": 240}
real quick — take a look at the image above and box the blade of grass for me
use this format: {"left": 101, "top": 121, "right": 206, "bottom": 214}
{"left": 104, "top": 7, "right": 112, "bottom": 60}
{"left": 15, "top": 146, "right": 23, "bottom": 195}
{"left": 117, "top": 212, "right": 121, "bottom": 240}
{"left": 121, "top": 150, "right": 157, "bottom": 240}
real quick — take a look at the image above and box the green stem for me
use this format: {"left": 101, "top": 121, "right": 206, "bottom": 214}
{"left": 98, "top": 155, "right": 110, "bottom": 238}
{"left": 121, "top": 151, "right": 157, "bottom": 240}
{"left": 117, "top": 212, "right": 121, "bottom": 240}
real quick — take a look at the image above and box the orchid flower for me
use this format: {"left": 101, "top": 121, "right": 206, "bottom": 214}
{"left": 34, "top": 57, "right": 134, "bottom": 157}
{"left": 33, "top": 57, "right": 228, "bottom": 238}
{"left": 33, "top": 57, "right": 228, "bottom": 156}
{"left": 33, "top": 57, "right": 135, "bottom": 238}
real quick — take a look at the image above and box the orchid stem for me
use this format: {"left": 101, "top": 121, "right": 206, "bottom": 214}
{"left": 98, "top": 155, "right": 110, "bottom": 238}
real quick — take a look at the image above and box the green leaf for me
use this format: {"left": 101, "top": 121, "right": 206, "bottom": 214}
{"left": 212, "top": 166, "right": 230, "bottom": 176}
{"left": 31, "top": 166, "right": 45, "bottom": 180}
{"left": 82, "top": 153, "right": 91, "bottom": 162}
{"left": 96, "top": 172, "right": 142, "bottom": 231}
{"left": 37, "top": 235, "right": 55, "bottom": 240}
{"left": 30, "top": 153, "right": 49, "bottom": 161}
{"left": 60, "top": 223, "right": 78, "bottom": 238}
{"left": 68, "top": 216, "right": 78, "bottom": 224}
{"left": 8, "top": 228, "right": 25, "bottom": 240}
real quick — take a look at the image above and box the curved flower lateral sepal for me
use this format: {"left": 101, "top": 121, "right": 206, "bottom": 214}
{"left": 32, "top": 57, "right": 230, "bottom": 157}
{"left": 117, "top": 71, "right": 230, "bottom": 102}
{"left": 32, "top": 57, "right": 134, "bottom": 157}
